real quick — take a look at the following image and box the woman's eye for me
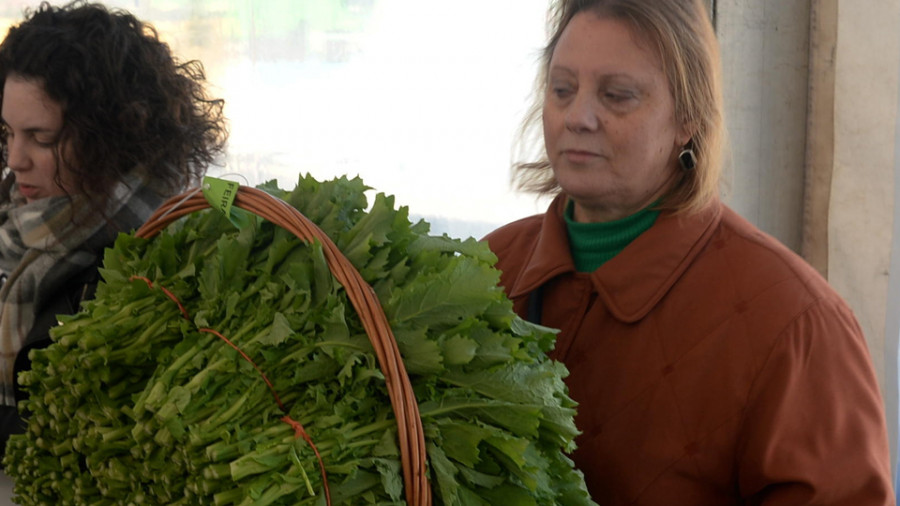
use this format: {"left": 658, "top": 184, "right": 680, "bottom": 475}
{"left": 604, "top": 91, "right": 634, "bottom": 103}
{"left": 34, "top": 136, "right": 57, "bottom": 148}
{"left": 550, "top": 86, "right": 574, "bottom": 99}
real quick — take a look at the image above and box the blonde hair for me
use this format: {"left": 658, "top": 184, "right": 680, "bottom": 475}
{"left": 513, "top": 0, "right": 725, "bottom": 214}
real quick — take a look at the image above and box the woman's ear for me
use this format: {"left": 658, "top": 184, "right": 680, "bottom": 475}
{"left": 676, "top": 121, "right": 695, "bottom": 148}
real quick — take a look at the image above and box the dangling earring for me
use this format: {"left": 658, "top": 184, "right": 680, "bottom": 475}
{"left": 678, "top": 142, "right": 696, "bottom": 170}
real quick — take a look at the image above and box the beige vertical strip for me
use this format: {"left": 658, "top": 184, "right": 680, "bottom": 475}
{"left": 802, "top": 0, "right": 838, "bottom": 276}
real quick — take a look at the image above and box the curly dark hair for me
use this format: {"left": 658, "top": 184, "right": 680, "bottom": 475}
{"left": 0, "top": 0, "right": 228, "bottom": 213}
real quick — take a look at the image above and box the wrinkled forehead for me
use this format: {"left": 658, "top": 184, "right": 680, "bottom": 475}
{"left": 549, "top": 9, "right": 670, "bottom": 88}
{"left": 584, "top": 8, "right": 665, "bottom": 62}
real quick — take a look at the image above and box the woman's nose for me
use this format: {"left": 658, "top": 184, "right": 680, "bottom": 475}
{"left": 564, "top": 93, "right": 600, "bottom": 133}
{"left": 5, "top": 136, "right": 29, "bottom": 172}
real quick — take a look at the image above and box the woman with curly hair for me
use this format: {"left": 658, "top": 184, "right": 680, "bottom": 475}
{"left": 0, "top": 0, "right": 227, "bottom": 450}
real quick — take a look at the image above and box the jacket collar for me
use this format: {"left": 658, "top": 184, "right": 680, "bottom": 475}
{"left": 508, "top": 194, "right": 723, "bottom": 323}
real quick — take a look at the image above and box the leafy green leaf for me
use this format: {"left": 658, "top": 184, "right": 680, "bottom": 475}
{"left": 442, "top": 335, "right": 478, "bottom": 366}
{"left": 260, "top": 312, "right": 293, "bottom": 346}
{"left": 386, "top": 256, "right": 502, "bottom": 327}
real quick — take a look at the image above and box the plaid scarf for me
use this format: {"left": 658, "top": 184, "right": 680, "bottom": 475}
{"left": 0, "top": 173, "right": 163, "bottom": 406}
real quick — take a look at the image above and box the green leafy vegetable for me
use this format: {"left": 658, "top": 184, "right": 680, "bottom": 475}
{"left": 4, "top": 174, "right": 595, "bottom": 505}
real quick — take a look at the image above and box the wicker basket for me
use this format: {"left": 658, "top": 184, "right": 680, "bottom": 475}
{"left": 134, "top": 185, "right": 431, "bottom": 505}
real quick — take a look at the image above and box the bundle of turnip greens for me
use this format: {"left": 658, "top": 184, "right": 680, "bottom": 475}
{"left": 3, "top": 175, "right": 595, "bottom": 506}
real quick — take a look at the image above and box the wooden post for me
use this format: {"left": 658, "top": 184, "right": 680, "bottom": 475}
{"left": 802, "top": 0, "right": 838, "bottom": 277}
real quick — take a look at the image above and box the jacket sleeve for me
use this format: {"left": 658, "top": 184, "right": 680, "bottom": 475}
{"left": 736, "top": 296, "right": 895, "bottom": 505}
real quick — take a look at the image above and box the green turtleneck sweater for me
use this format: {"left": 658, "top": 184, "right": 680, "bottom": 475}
{"left": 564, "top": 201, "right": 660, "bottom": 273}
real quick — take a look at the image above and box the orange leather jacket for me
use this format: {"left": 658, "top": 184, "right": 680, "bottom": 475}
{"left": 484, "top": 195, "right": 894, "bottom": 505}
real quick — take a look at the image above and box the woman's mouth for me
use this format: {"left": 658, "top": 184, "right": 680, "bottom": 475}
{"left": 562, "top": 149, "right": 601, "bottom": 164}
{"left": 17, "top": 184, "right": 41, "bottom": 200}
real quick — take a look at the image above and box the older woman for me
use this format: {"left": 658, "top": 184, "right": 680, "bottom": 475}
{"left": 484, "top": 0, "right": 894, "bottom": 504}
{"left": 0, "top": 1, "right": 227, "bottom": 451}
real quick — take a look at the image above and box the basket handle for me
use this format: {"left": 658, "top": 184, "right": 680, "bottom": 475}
{"left": 135, "top": 185, "right": 431, "bottom": 505}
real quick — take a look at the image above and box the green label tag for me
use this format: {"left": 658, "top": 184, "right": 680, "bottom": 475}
{"left": 202, "top": 176, "right": 251, "bottom": 229}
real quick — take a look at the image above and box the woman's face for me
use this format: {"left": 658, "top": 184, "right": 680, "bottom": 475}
{"left": 1, "top": 74, "right": 73, "bottom": 203}
{"left": 542, "top": 12, "right": 690, "bottom": 222}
